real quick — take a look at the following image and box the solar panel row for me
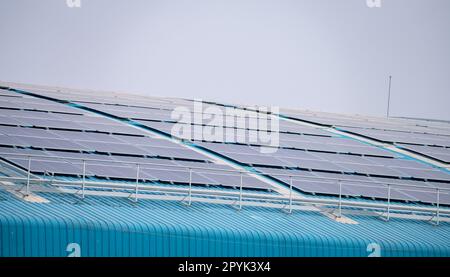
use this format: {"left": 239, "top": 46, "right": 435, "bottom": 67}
{"left": 2, "top": 88, "right": 449, "bottom": 206}
{"left": 0, "top": 91, "right": 275, "bottom": 192}
{"left": 279, "top": 108, "right": 450, "bottom": 162}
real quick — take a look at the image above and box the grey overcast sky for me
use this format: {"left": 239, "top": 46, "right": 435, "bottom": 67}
{"left": 0, "top": 0, "right": 449, "bottom": 120}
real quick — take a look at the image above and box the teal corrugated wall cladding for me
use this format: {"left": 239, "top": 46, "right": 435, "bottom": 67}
{"left": 0, "top": 190, "right": 449, "bottom": 257}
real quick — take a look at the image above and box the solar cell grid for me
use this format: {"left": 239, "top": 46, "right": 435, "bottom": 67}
{"left": 76, "top": 140, "right": 152, "bottom": 155}
{"left": 7, "top": 135, "right": 89, "bottom": 151}
{"left": 5, "top": 156, "right": 83, "bottom": 175}
{"left": 0, "top": 126, "right": 63, "bottom": 139}
{"left": 52, "top": 113, "right": 117, "bottom": 125}
{"left": 360, "top": 156, "right": 433, "bottom": 170}
{"left": 51, "top": 130, "right": 124, "bottom": 143}
{"left": 83, "top": 162, "right": 141, "bottom": 179}
{"left": 393, "top": 167, "right": 450, "bottom": 181}
{"left": 335, "top": 162, "right": 406, "bottom": 177}
{"left": 0, "top": 146, "right": 52, "bottom": 157}
{"left": 112, "top": 134, "right": 157, "bottom": 145}
{"left": 5, "top": 98, "right": 83, "bottom": 114}
{"left": 0, "top": 109, "right": 62, "bottom": 120}
{"left": 0, "top": 135, "right": 30, "bottom": 147}
{"left": 45, "top": 150, "right": 116, "bottom": 162}
{"left": 137, "top": 120, "right": 173, "bottom": 133}
{"left": 0, "top": 89, "right": 18, "bottom": 97}
{"left": 340, "top": 182, "right": 418, "bottom": 202}
{"left": 138, "top": 145, "right": 210, "bottom": 161}
{"left": 281, "top": 157, "right": 349, "bottom": 172}
{"left": 270, "top": 148, "right": 320, "bottom": 160}
{"left": 0, "top": 115, "right": 38, "bottom": 127}
{"left": 310, "top": 152, "right": 372, "bottom": 164}
{"left": 77, "top": 122, "right": 145, "bottom": 135}
{"left": 399, "top": 144, "right": 450, "bottom": 163}
{"left": 428, "top": 153, "right": 450, "bottom": 163}
{"left": 12, "top": 117, "right": 87, "bottom": 130}
{"left": 109, "top": 154, "right": 178, "bottom": 166}
{"left": 77, "top": 100, "right": 181, "bottom": 113}
{"left": 173, "top": 160, "right": 232, "bottom": 172}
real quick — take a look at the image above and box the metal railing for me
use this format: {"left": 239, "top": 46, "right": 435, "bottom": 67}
{"left": 0, "top": 152, "right": 449, "bottom": 224}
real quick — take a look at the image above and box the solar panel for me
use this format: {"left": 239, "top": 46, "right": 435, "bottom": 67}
{"left": 280, "top": 157, "right": 349, "bottom": 172}
{"left": 4, "top": 135, "right": 89, "bottom": 151}
{"left": 279, "top": 133, "right": 394, "bottom": 156}
{"left": 137, "top": 145, "right": 211, "bottom": 161}
{"left": 0, "top": 115, "right": 25, "bottom": 126}
{"left": 52, "top": 113, "right": 118, "bottom": 125}
{"left": 137, "top": 120, "right": 174, "bottom": 133}
{"left": 398, "top": 144, "right": 450, "bottom": 163}
{"left": 75, "top": 122, "right": 145, "bottom": 135}
{"left": 290, "top": 178, "right": 350, "bottom": 196}
{"left": 0, "top": 146, "right": 52, "bottom": 157}
{"left": 199, "top": 171, "right": 272, "bottom": 190}
{"left": 335, "top": 162, "right": 406, "bottom": 177}
{"left": 0, "top": 89, "right": 19, "bottom": 97}
{"left": 0, "top": 109, "right": 63, "bottom": 119}
{"left": 83, "top": 162, "right": 141, "bottom": 179}
{"left": 0, "top": 135, "right": 29, "bottom": 147}
{"left": 310, "top": 152, "right": 371, "bottom": 164}
{"left": 13, "top": 117, "right": 87, "bottom": 130}
{"left": 50, "top": 130, "right": 124, "bottom": 143}
{"left": 279, "top": 122, "right": 334, "bottom": 136}
{"left": 340, "top": 181, "right": 418, "bottom": 202}
{"left": 173, "top": 160, "right": 233, "bottom": 172}
{"left": 44, "top": 150, "right": 116, "bottom": 161}
{"left": 395, "top": 186, "right": 448, "bottom": 204}
{"left": 75, "top": 140, "right": 150, "bottom": 155}
{"left": 392, "top": 167, "right": 450, "bottom": 181}
{"left": 344, "top": 127, "right": 450, "bottom": 147}
{"left": 79, "top": 100, "right": 179, "bottom": 113}
{"left": 0, "top": 99, "right": 81, "bottom": 114}
{"left": 428, "top": 153, "right": 450, "bottom": 163}
{"left": 6, "top": 156, "right": 83, "bottom": 175}
{"left": 255, "top": 166, "right": 439, "bottom": 202}
{"left": 0, "top": 126, "right": 60, "bottom": 138}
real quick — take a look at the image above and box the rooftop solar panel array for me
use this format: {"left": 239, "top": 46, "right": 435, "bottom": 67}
{"left": 279, "top": 108, "right": 450, "bottom": 163}
{"left": 0, "top": 89, "right": 273, "bottom": 191}
{"left": 2, "top": 87, "right": 449, "bottom": 205}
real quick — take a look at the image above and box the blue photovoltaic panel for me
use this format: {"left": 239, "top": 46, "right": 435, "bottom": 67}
{"left": 398, "top": 144, "right": 450, "bottom": 163}
{"left": 3, "top": 87, "right": 449, "bottom": 205}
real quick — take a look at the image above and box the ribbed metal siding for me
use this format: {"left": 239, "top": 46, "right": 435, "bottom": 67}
{"left": 0, "top": 191, "right": 449, "bottom": 257}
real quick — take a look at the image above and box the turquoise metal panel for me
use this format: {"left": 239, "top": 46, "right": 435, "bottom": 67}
{"left": 0, "top": 189, "right": 449, "bottom": 257}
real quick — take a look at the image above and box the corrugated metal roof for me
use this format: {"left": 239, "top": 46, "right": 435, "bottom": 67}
{"left": 0, "top": 190, "right": 449, "bottom": 257}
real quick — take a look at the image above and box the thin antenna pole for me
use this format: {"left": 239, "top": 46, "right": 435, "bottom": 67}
{"left": 387, "top": 75, "right": 392, "bottom": 118}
